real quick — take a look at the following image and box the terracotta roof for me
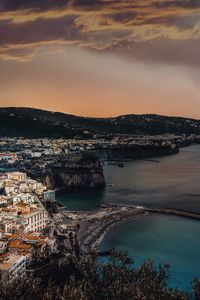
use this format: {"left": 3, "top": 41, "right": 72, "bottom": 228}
{"left": 9, "top": 239, "right": 32, "bottom": 250}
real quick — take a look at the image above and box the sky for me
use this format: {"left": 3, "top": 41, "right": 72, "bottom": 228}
{"left": 0, "top": 0, "right": 200, "bottom": 118}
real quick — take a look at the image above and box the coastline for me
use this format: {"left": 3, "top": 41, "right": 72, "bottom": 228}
{"left": 58, "top": 145, "right": 200, "bottom": 254}
{"left": 69, "top": 203, "right": 200, "bottom": 254}
{"left": 91, "top": 213, "right": 148, "bottom": 250}
{"left": 72, "top": 207, "right": 147, "bottom": 253}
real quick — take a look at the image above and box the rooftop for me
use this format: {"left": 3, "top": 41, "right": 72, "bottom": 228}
{"left": 0, "top": 254, "right": 24, "bottom": 271}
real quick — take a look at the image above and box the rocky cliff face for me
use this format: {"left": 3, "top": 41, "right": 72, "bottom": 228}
{"left": 37, "top": 158, "right": 105, "bottom": 190}
{"left": 89, "top": 144, "right": 179, "bottom": 161}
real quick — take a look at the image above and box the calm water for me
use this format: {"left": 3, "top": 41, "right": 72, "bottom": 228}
{"left": 57, "top": 145, "right": 200, "bottom": 291}
{"left": 57, "top": 145, "right": 200, "bottom": 212}
{"left": 101, "top": 214, "right": 200, "bottom": 292}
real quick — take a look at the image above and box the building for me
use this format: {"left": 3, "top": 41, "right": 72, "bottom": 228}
{"left": 43, "top": 190, "right": 56, "bottom": 202}
{"left": 0, "top": 153, "right": 17, "bottom": 164}
{"left": 0, "top": 239, "right": 8, "bottom": 254}
{"left": 0, "top": 170, "right": 54, "bottom": 283}
{"left": 7, "top": 172, "right": 27, "bottom": 182}
{"left": 24, "top": 211, "right": 49, "bottom": 232}
{"left": 13, "top": 193, "right": 35, "bottom": 205}
{"left": 0, "top": 254, "right": 27, "bottom": 282}
{"left": 14, "top": 203, "right": 31, "bottom": 214}
{"left": 58, "top": 222, "right": 80, "bottom": 234}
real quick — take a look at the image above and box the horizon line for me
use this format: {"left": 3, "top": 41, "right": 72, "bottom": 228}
{"left": 0, "top": 105, "right": 199, "bottom": 121}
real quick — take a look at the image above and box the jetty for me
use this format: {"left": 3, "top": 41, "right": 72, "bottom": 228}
{"left": 104, "top": 203, "right": 200, "bottom": 221}
{"left": 146, "top": 207, "right": 200, "bottom": 221}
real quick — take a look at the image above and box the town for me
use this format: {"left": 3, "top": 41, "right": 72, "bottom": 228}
{"left": 0, "top": 169, "right": 145, "bottom": 284}
{"left": 0, "top": 133, "right": 200, "bottom": 284}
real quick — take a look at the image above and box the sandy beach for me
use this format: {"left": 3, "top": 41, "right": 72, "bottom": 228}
{"left": 62, "top": 205, "right": 146, "bottom": 253}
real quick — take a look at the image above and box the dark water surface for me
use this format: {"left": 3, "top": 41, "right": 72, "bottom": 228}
{"left": 57, "top": 145, "right": 200, "bottom": 291}
{"left": 57, "top": 145, "right": 200, "bottom": 212}
{"left": 101, "top": 214, "right": 200, "bottom": 292}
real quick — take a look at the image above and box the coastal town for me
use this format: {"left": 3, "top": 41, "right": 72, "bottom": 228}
{"left": 0, "top": 169, "right": 146, "bottom": 283}
{"left": 0, "top": 171, "right": 49, "bottom": 281}
{"left": 0, "top": 134, "right": 200, "bottom": 284}
{"left": 0, "top": 0, "right": 199, "bottom": 294}
{"left": 0, "top": 134, "right": 199, "bottom": 157}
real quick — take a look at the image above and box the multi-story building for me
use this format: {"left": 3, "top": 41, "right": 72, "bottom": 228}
{"left": 13, "top": 193, "right": 35, "bottom": 205}
{"left": 0, "top": 254, "right": 27, "bottom": 283}
{"left": 7, "top": 172, "right": 27, "bottom": 182}
{"left": 24, "top": 211, "right": 49, "bottom": 232}
{"left": 0, "top": 153, "right": 17, "bottom": 164}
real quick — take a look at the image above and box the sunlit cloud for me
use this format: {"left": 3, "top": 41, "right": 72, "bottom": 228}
{"left": 0, "top": 0, "right": 199, "bottom": 62}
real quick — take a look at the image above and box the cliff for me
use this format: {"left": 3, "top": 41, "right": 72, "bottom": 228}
{"left": 88, "top": 144, "right": 179, "bottom": 161}
{"left": 31, "top": 156, "right": 105, "bottom": 190}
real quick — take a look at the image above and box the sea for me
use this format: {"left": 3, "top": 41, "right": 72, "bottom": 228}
{"left": 56, "top": 144, "right": 200, "bottom": 292}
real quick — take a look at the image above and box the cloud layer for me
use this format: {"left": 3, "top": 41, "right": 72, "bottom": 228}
{"left": 0, "top": 0, "right": 199, "bottom": 65}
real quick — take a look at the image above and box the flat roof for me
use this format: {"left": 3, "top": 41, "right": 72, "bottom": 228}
{"left": 0, "top": 254, "right": 25, "bottom": 271}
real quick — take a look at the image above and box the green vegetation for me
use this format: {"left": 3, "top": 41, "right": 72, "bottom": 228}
{"left": 0, "top": 107, "right": 200, "bottom": 137}
{"left": 0, "top": 251, "right": 199, "bottom": 300}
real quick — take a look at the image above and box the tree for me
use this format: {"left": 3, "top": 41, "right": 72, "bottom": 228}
{"left": 0, "top": 251, "right": 194, "bottom": 300}
{"left": 193, "top": 279, "right": 200, "bottom": 300}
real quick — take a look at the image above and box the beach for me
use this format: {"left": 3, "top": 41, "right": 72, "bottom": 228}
{"left": 62, "top": 205, "right": 146, "bottom": 252}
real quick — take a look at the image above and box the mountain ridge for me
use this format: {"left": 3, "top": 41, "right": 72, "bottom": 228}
{"left": 1, "top": 106, "right": 199, "bottom": 121}
{"left": 0, "top": 107, "right": 200, "bottom": 138}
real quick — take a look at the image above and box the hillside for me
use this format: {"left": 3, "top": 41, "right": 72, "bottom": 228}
{"left": 0, "top": 107, "right": 200, "bottom": 138}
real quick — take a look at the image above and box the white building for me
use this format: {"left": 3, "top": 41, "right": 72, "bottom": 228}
{"left": 0, "top": 219, "right": 13, "bottom": 234}
{"left": 0, "top": 153, "right": 17, "bottom": 164}
{"left": 0, "top": 254, "right": 27, "bottom": 282}
{"left": 13, "top": 193, "right": 35, "bottom": 205}
{"left": 7, "top": 172, "right": 27, "bottom": 182}
{"left": 24, "top": 211, "right": 49, "bottom": 232}
{"left": 31, "top": 152, "right": 42, "bottom": 158}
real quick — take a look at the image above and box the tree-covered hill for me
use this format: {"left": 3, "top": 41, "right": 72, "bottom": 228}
{"left": 0, "top": 107, "right": 200, "bottom": 138}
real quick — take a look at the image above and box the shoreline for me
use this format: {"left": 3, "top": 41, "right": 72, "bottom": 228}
{"left": 57, "top": 144, "right": 200, "bottom": 253}
{"left": 73, "top": 207, "right": 147, "bottom": 253}
{"left": 64, "top": 204, "right": 200, "bottom": 254}
{"left": 90, "top": 213, "right": 148, "bottom": 251}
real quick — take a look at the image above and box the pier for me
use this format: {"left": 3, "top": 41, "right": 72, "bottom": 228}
{"left": 146, "top": 207, "right": 200, "bottom": 220}
{"left": 103, "top": 203, "right": 200, "bottom": 221}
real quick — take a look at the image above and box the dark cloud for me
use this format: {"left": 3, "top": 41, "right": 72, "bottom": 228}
{"left": 113, "top": 38, "right": 200, "bottom": 68}
{"left": 0, "top": 0, "right": 199, "bottom": 66}
{"left": 2, "top": 0, "right": 198, "bottom": 13}
{"left": 0, "top": 0, "right": 103, "bottom": 12}
{"left": 0, "top": 16, "right": 80, "bottom": 46}
{"left": 110, "top": 11, "right": 138, "bottom": 23}
{"left": 153, "top": 0, "right": 200, "bottom": 9}
{"left": 0, "top": 0, "right": 70, "bottom": 11}
{"left": 73, "top": 0, "right": 101, "bottom": 6}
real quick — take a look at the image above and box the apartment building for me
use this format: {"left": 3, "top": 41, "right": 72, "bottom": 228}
{"left": 25, "top": 211, "right": 49, "bottom": 232}
{"left": 7, "top": 172, "right": 27, "bottom": 182}
{"left": 0, "top": 254, "right": 27, "bottom": 282}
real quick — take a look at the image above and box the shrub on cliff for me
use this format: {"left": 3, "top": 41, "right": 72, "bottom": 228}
{"left": 0, "top": 251, "right": 196, "bottom": 300}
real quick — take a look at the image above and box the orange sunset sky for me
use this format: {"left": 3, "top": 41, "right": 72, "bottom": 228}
{"left": 0, "top": 0, "right": 200, "bottom": 118}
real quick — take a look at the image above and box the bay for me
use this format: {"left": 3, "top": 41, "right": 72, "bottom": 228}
{"left": 57, "top": 144, "right": 200, "bottom": 291}
{"left": 57, "top": 145, "right": 200, "bottom": 212}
